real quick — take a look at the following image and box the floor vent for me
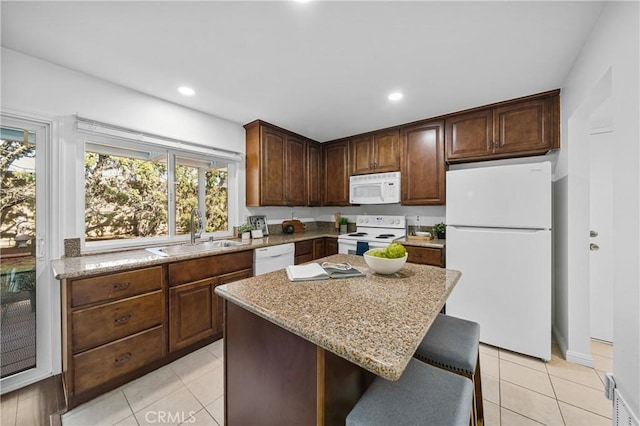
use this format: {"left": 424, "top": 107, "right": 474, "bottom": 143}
{"left": 615, "top": 388, "right": 640, "bottom": 426}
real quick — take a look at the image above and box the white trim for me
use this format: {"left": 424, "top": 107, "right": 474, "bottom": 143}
{"left": 565, "top": 350, "right": 595, "bottom": 368}
{"left": 552, "top": 324, "right": 594, "bottom": 367}
{"left": 0, "top": 109, "right": 59, "bottom": 392}
{"left": 76, "top": 116, "right": 243, "bottom": 162}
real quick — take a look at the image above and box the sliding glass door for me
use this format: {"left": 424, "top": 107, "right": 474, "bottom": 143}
{"left": 1, "top": 114, "right": 52, "bottom": 392}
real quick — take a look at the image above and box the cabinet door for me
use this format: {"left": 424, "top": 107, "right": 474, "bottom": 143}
{"left": 445, "top": 109, "right": 493, "bottom": 161}
{"left": 260, "top": 127, "right": 287, "bottom": 205}
{"left": 286, "top": 136, "right": 307, "bottom": 206}
{"left": 214, "top": 269, "right": 253, "bottom": 335}
{"left": 325, "top": 238, "right": 338, "bottom": 255}
{"left": 307, "top": 142, "right": 322, "bottom": 206}
{"left": 169, "top": 278, "right": 216, "bottom": 352}
{"left": 401, "top": 121, "right": 446, "bottom": 205}
{"left": 373, "top": 129, "right": 400, "bottom": 173}
{"left": 350, "top": 135, "right": 374, "bottom": 175}
{"left": 494, "top": 98, "right": 554, "bottom": 154}
{"left": 322, "top": 141, "right": 350, "bottom": 206}
{"left": 312, "top": 238, "right": 325, "bottom": 260}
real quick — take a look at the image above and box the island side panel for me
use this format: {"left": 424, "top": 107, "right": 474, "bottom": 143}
{"left": 225, "top": 301, "right": 318, "bottom": 425}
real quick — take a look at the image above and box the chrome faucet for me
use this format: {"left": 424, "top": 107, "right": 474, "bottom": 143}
{"left": 190, "top": 208, "right": 203, "bottom": 245}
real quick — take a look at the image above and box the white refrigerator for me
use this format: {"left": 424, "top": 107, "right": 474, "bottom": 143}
{"left": 445, "top": 162, "right": 552, "bottom": 360}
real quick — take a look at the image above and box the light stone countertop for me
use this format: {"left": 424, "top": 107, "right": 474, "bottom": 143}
{"left": 51, "top": 231, "right": 340, "bottom": 279}
{"left": 50, "top": 231, "right": 446, "bottom": 280}
{"left": 215, "top": 253, "right": 461, "bottom": 381}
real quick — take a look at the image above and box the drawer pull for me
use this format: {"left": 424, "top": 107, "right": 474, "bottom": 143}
{"left": 115, "top": 352, "right": 132, "bottom": 364}
{"left": 112, "top": 282, "right": 131, "bottom": 291}
{"left": 114, "top": 314, "right": 132, "bottom": 324}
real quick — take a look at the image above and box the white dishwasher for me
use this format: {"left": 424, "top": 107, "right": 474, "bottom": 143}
{"left": 254, "top": 243, "right": 295, "bottom": 276}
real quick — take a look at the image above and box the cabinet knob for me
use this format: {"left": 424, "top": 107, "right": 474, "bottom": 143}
{"left": 590, "top": 243, "right": 600, "bottom": 251}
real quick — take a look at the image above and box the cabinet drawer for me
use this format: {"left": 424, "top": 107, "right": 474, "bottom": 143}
{"left": 295, "top": 240, "right": 313, "bottom": 256}
{"left": 72, "top": 291, "right": 164, "bottom": 352}
{"left": 405, "top": 246, "right": 444, "bottom": 267}
{"left": 73, "top": 326, "right": 164, "bottom": 394}
{"left": 169, "top": 250, "right": 253, "bottom": 286}
{"left": 71, "top": 267, "right": 163, "bottom": 307}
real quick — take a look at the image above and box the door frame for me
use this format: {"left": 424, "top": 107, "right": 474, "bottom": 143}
{"left": 1, "top": 110, "right": 61, "bottom": 394}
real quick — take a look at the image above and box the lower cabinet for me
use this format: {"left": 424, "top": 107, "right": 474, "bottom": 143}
{"left": 62, "top": 251, "right": 253, "bottom": 409}
{"left": 294, "top": 240, "right": 314, "bottom": 264}
{"left": 295, "top": 237, "right": 339, "bottom": 263}
{"left": 404, "top": 245, "right": 445, "bottom": 268}
{"left": 325, "top": 237, "right": 338, "bottom": 255}
{"left": 169, "top": 278, "right": 217, "bottom": 352}
{"left": 168, "top": 251, "right": 253, "bottom": 352}
{"left": 62, "top": 266, "right": 166, "bottom": 407}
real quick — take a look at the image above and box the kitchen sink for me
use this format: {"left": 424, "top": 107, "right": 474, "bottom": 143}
{"left": 146, "top": 240, "right": 248, "bottom": 257}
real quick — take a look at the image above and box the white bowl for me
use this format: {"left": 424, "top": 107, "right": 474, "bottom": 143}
{"left": 363, "top": 251, "right": 408, "bottom": 274}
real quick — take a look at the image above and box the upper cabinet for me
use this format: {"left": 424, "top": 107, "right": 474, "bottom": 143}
{"left": 322, "top": 140, "right": 350, "bottom": 206}
{"left": 307, "top": 141, "right": 322, "bottom": 206}
{"left": 401, "top": 120, "right": 446, "bottom": 205}
{"left": 245, "top": 120, "right": 315, "bottom": 207}
{"left": 445, "top": 90, "right": 560, "bottom": 163}
{"left": 350, "top": 129, "right": 400, "bottom": 175}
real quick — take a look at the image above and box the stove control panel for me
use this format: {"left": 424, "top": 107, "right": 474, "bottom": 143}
{"left": 355, "top": 215, "right": 405, "bottom": 229}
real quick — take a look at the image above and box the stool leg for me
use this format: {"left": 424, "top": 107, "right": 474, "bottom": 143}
{"left": 474, "top": 352, "right": 484, "bottom": 426}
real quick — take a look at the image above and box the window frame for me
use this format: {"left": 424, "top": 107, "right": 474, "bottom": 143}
{"left": 80, "top": 129, "right": 238, "bottom": 251}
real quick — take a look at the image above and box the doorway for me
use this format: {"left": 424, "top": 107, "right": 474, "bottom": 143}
{"left": 0, "top": 113, "right": 54, "bottom": 393}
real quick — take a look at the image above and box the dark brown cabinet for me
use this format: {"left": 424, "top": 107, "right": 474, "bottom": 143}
{"left": 401, "top": 120, "right": 446, "bottom": 205}
{"left": 294, "top": 240, "right": 314, "bottom": 264}
{"left": 62, "top": 267, "right": 166, "bottom": 406}
{"left": 445, "top": 91, "right": 559, "bottom": 163}
{"left": 168, "top": 251, "right": 253, "bottom": 352}
{"left": 322, "top": 140, "right": 351, "bottom": 206}
{"left": 325, "top": 238, "right": 338, "bottom": 256}
{"left": 404, "top": 245, "right": 445, "bottom": 268}
{"left": 169, "top": 278, "right": 216, "bottom": 352}
{"left": 245, "top": 120, "right": 312, "bottom": 206}
{"left": 307, "top": 141, "right": 322, "bottom": 206}
{"left": 351, "top": 130, "right": 400, "bottom": 175}
{"left": 313, "top": 238, "right": 326, "bottom": 259}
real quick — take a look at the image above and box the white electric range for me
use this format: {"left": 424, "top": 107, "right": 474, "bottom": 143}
{"left": 338, "top": 215, "right": 406, "bottom": 255}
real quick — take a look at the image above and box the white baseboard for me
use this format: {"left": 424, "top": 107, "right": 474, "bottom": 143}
{"left": 552, "top": 325, "right": 594, "bottom": 367}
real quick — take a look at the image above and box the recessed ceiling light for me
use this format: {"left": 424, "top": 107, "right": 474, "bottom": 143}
{"left": 388, "top": 92, "right": 403, "bottom": 101}
{"left": 178, "top": 86, "right": 195, "bottom": 96}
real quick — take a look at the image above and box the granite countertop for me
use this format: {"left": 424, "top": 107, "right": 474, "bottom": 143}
{"left": 397, "top": 237, "right": 446, "bottom": 248}
{"left": 51, "top": 231, "right": 339, "bottom": 280}
{"left": 215, "top": 253, "right": 461, "bottom": 381}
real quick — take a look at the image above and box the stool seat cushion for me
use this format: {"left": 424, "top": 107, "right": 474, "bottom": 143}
{"left": 346, "top": 358, "right": 473, "bottom": 426}
{"left": 415, "top": 313, "right": 480, "bottom": 374}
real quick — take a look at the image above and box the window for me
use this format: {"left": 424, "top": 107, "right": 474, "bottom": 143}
{"left": 80, "top": 120, "right": 240, "bottom": 247}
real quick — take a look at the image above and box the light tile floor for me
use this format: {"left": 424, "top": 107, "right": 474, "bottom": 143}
{"left": 61, "top": 339, "right": 613, "bottom": 426}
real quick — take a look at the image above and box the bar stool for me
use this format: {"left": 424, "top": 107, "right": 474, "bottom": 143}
{"left": 414, "top": 313, "right": 483, "bottom": 426}
{"left": 346, "top": 358, "right": 473, "bottom": 426}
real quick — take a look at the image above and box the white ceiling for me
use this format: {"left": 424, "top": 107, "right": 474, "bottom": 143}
{"left": 1, "top": 1, "right": 604, "bottom": 142}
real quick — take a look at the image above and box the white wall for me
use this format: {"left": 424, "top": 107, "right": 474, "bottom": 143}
{"left": 1, "top": 47, "right": 249, "bottom": 376}
{"left": 556, "top": 1, "right": 639, "bottom": 418}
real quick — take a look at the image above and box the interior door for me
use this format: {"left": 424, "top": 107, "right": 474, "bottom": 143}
{"left": 1, "top": 114, "right": 52, "bottom": 393}
{"left": 588, "top": 130, "right": 614, "bottom": 343}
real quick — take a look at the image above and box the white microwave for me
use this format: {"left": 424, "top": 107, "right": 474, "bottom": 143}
{"left": 349, "top": 172, "right": 401, "bottom": 204}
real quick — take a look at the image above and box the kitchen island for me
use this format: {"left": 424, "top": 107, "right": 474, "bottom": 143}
{"left": 215, "top": 254, "right": 461, "bottom": 425}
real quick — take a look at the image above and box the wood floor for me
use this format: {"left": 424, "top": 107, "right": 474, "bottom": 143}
{"left": 1, "top": 374, "right": 66, "bottom": 426}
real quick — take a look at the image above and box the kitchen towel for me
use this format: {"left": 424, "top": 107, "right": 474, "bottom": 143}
{"left": 356, "top": 241, "right": 369, "bottom": 256}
